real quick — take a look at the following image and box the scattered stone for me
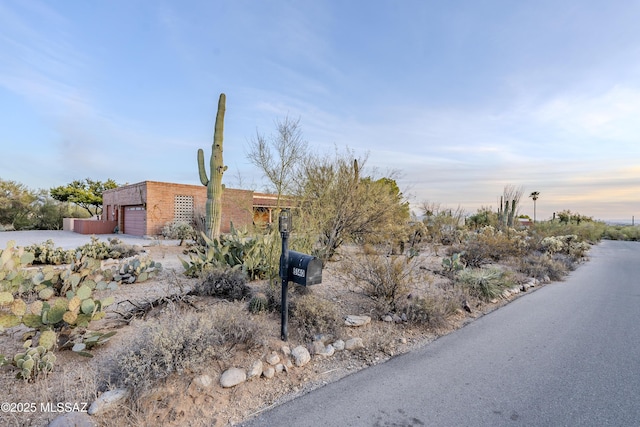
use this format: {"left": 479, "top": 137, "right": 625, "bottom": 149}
{"left": 398, "top": 337, "right": 407, "bottom": 344}
{"left": 281, "top": 345, "right": 291, "bottom": 356}
{"left": 263, "top": 366, "right": 275, "bottom": 379}
{"left": 345, "top": 337, "right": 364, "bottom": 351}
{"left": 382, "top": 315, "right": 393, "bottom": 322}
{"left": 313, "top": 334, "right": 330, "bottom": 344}
{"left": 88, "top": 388, "right": 130, "bottom": 415}
{"left": 283, "top": 358, "right": 293, "bottom": 371}
{"left": 392, "top": 314, "right": 402, "bottom": 323}
{"left": 510, "top": 287, "right": 520, "bottom": 294}
{"left": 291, "top": 345, "right": 311, "bottom": 367}
{"left": 490, "top": 298, "right": 499, "bottom": 304}
{"left": 266, "top": 351, "right": 280, "bottom": 365}
{"left": 345, "top": 315, "right": 371, "bottom": 327}
{"left": 188, "top": 374, "right": 214, "bottom": 397}
{"left": 332, "top": 339, "right": 345, "bottom": 351}
{"left": 193, "top": 374, "right": 213, "bottom": 388}
{"left": 275, "top": 363, "right": 284, "bottom": 373}
{"left": 309, "top": 340, "right": 326, "bottom": 355}
{"left": 220, "top": 368, "right": 247, "bottom": 388}
{"left": 48, "top": 412, "right": 96, "bottom": 427}
{"left": 501, "top": 289, "right": 511, "bottom": 299}
{"left": 314, "top": 344, "right": 333, "bottom": 357}
{"left": 400, "top": 313, "right": 407, "bottom": 322}
{"left": 543, "top": 275, "right": 550, "bottom": 283}
{"left": 319, "top": 344, "right": 335, "bottom": 357}
{"left": 247, "top": 360, "right": 263, "bottom": 380}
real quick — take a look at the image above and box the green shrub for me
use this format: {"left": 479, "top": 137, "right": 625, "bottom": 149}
{"left": 161, "top": 221, "right": 196, "bottom": 244}
{"left": 602, "top": 225, "right": 640, "bottom": 241}
{"left": 531, "top": 221, "right": 606, "bottom": 244}
{"left": 456, "top": 266, "right": 516, "bottom": 301}
{"left": 458, "top": 226, "right": 527, "bottom": 268}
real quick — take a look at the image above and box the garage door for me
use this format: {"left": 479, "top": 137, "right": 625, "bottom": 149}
{"left": 123, "top": 206, "right": 146, "bottom": 236}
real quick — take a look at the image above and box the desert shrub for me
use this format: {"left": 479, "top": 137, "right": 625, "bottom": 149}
{"left": 161, "top": 221, "right": 196, "bottom": 244}
{"left": 514, "top": 252, "right": 569, "bottom": 281}
{"left": 456, "top": 266, "right": 516, "bottom": 301}
{"left": 550, "top": 253, "right": 577, "bottom": 272}
{"left": 602, "top": 225, "right": 640, "bottom": 241}
{"left": 114, "top": 303, "right": 265, "bottom": 397}
{"left": 539, "top": 235, "right": 591, "bottom": 260}
{"left": 531, "top": 220, "right": 605, "bottom": 244}
{"left": 291, "top": 293, "right": 343, "bottom": 342}
{"left": 400, "top": 294, "right": 459, "bottom": 329}
{"left": 341, "top": 253, "right": 417, "bottom": 313}
{"left": 189, "top": 267, "right": 250, "bottom": 301}
{"left": 366, "top": 323, "right": 397, "bottom": 356}
{"left": 106, "top": 238, "right": 140, "bottom": 258}
{"left": 458, "top": 226, "right": 527, "bottom": 268}
{"left": 362, "top": 243, "right": 378, "bottom": 255}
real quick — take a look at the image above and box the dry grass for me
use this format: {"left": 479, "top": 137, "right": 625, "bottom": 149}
{"left": 189, "top": 267, "right": 251, "bottom": 300}
{"left": 290, "top": 292, "right": 343, "bottom": 342}
{"left": 111, "top": 301, "right": 266, "bottom": 399}
{"left": 400, "top": 293, "right": 461, "bottom": 330}
{"left": 340, "top": 251, "right": 420, "bottom": 314}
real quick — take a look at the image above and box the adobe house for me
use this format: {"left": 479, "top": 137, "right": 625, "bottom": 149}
{"left": 99, "top": 181, "right": 283, "bottom": 237}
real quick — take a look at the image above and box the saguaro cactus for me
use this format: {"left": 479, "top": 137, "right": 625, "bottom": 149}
{"left": 197, "top": 93, "right": 228, "bottom": 240}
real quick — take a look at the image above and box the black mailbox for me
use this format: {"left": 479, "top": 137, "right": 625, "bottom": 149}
{"left": 287, "top": 251, "right": 322, "bottom": 286}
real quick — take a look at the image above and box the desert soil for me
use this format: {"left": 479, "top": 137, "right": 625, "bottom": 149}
{"left": 0, "top": 244, "right": 527, "bottom": 427}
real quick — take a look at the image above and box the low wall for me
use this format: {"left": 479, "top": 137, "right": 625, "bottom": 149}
{"left": 63, "top": 218, "right": 75, "bottom": 231}
{"left": 73, "top": 220, "right": 118, "bottom": 235}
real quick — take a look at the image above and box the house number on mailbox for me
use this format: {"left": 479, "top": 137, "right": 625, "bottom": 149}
{"left": 292, "top": 267, "right": 305, "bottom": 278}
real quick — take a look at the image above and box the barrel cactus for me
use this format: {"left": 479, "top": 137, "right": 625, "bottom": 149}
{"left": 249, "top": 292, "right": 269, "bottom": 314}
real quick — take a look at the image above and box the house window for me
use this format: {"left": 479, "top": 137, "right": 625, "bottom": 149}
{"left": 174, "top": 195, "right": 194, "bottom": 222}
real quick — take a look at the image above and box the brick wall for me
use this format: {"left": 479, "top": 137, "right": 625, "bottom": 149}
{"left": 74, "top": 219, "right": 118, "bottom": 235}
{"left": 103, "top": 181, "right": 255, "bottom": 236}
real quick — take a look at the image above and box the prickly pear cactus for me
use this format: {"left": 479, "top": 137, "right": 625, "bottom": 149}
{"left": 197, "top": 93, "right": 228, "bottom": 240}
{"left": 13, "top": 340, "right": 56, "bottom": 380}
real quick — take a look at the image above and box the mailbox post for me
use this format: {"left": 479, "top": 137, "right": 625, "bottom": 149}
{"left": 278, "top": 210, "right": 322, "bottom": 341}
{"left": 279, "top": 210, "right": 291, "bottom": 341}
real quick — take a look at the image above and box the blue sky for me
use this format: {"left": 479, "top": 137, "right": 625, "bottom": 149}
{"left": 1, "top": 0, "right": 639, "bottom": 222}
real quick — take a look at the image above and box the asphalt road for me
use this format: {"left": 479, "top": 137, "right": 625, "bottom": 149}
{"left": 242, "top": 240, "right": 640, "bottom": 427}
